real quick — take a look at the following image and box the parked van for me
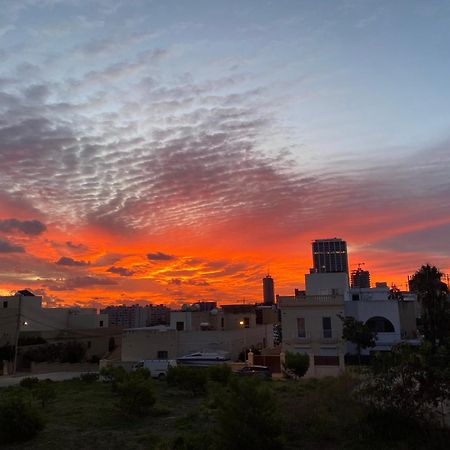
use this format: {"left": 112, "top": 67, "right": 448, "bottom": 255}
{"left": 133, "top": 359, "right": 177, "bottom": 378}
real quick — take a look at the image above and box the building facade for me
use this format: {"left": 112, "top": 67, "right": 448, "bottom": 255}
{"left": 345, "top": 283, "right": 418, "bottom": 354}
{"left": 351, "top": 268, "right": 370, "bottom": 288}
{"left": 312, "top": 238, "right": 348, "bottom": 273}
{"left": 279, "top": 293, "right": 346, "bottom": 378}
{"left": 101, "top": 304, "right": 170, "bottom": 329}
{"left": 1, "top": 291, "right": 107, "bottom": 346}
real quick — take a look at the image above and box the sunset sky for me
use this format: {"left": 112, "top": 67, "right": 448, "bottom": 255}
{"left": 1, "top": 0, "right": 449, "bottom": 308}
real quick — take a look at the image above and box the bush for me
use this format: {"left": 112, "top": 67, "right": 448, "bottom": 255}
{"left": 116, "top": 378, "right": 155, "bottom": 416}
{"left": 79, "top": 372, "right": 99, "bottom": 383}
{"left": 100, "top": 365, "right": 128, "bottom": 391}
{"left": 33, "top": 380, "right": 56, "bottom": 407}
{"left": 166, "top": 366, "right": 208, "bottom": 396}
{"left": 279, "top": 375, "right": 363, "bottom": 446}
{"left": 19, "top": 377, "right": 40, "bottom": 389}
{"left": 0, "top": 394, "right": 45, "bottom": 444}
{"left": 214, "top": 377, "right": 283, "bottom": 450}
{"left": 129, "top": 367, "right": 151, "bottom": 381}
{"left": 207, "top": 364, "right": 232, "bottom": 385}
{"left": 283, "top": 352, "right": 309, "bottom": 379}
{"left": 22, "top": 341, "right": 87, "bottom": 363}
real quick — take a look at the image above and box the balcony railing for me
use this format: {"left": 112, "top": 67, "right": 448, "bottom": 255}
{"left": 279, "top": 295, "right": 344, "bottom": 307}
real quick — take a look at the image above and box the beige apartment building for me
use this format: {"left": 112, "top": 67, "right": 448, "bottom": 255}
{"left": 279, "top": 293, "right": 346, "bottom": 378}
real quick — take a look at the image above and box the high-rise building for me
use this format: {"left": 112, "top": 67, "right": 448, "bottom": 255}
{"left": 351, "top": 268, "right": 370, "bottom": 288}
{"left": 312, "top": 238, "right": 348, "bottom": 274}
{"left": 263, "top": 275, "right": 275, "bottom": 305}
{"left": 101, "top": 304, "right": 170, "bottom": 328}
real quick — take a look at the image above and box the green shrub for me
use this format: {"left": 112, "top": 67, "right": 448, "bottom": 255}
{"left": 33, "top": 379, "right": 56, "bottom": 407}
{"left": 166, "top": 366, "right": 208, "bottom": 396}
{"left": 214, "top": 377, "right": 283, "bottom": 450}
{"left": 0, "top": 394, "right": 45, "bottom": 444}
{"left": 19, "top": 376, "right": 40, "bottom": 389}
{"left": 79, "top": 372, "right": 99, "bottom": 383}
{"left": 284, "top": 352, "right": 309, "bottom": 379}
{"left": 22, "top": 341, "right": 87, "bottom": 363}
{"left": 129, "top": 367, "right": 151, "bottom": 381}
{"left": 116, "top": 378, "right": 155, "bottom": 416}
{"left": 100, "top": 365, "right": 128, "bottom": 391}
{"left": 207, "top": 364, "right": 232, "bottom": 385}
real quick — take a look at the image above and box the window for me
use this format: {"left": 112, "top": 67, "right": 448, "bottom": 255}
{"left": 244, "top": 317, "right": 250, "bottom": 328}
{"left": 87, "top": 341, "right": 91, "bottom": 349}
{"left": 297, "top": 318, "right": 306, "bottom": 338}
{"left": 99, "top": 320, "right": 104, "bottom": 327}
{"left": 2, "top": 301, "right": 7, "bottom": 308}
{"left": 176, "top": 321, "right": 184, "bottom": 331}
{"left": 352, "top": 294, "right": 360, "bottom": 301}
{"left": 221, "top": 317, "right": 224, "bottom": 329}
{"left": 322, "top": 317, "right": 332, "bottom": 338}
{"left": 157, "top": 351, "right": 168, "bottom": 360}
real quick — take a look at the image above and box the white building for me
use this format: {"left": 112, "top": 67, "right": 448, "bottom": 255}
{"left": 345, "top": 283, "right": 418, "bottom": 354}
{"left": 0, "top": 290, "right": 108, "bottom": 346}
{"left": 279, "top": 292, "right": 346, "bottom": 378}
{"left": 122, "top": 304, "right": 274, "bottom": 361}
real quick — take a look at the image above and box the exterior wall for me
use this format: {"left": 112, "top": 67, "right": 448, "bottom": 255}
{"left": 222, "top": 311, "right": 257, "bottom": 330}
{"left": 279, "top": 295, "right": 346, "bottom": 378}
{"left": 398, "top": 301, "right": 418, "bottom": 338}
{"left": 121, "top": 325, "right": 273, "bottom": 362}
{"left": 19, "top": 328, "right": 122, "bottom": 361}
{"left": 101, "top": 304, "right": 170, "bottom": 328}
{"left": 68, "top": 311, "right": 108, "bottom": 329}
{"left": 305, "top": 273, "right": 349, "bottom": 296}
{"left": 256, "top": 307, "right": 278, "bottom": 325}
{"left": 170, "top": 310, "right": 219, "bottom": 331}
{"left": 345, "top": 287, "right": 419, "bottom": 353}
{"left": 0, "top": 294, "right": 107, "bottom": 346}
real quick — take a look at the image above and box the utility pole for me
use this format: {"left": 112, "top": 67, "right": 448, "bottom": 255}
{"left": 12, "top": 293, "right": 22, "bottom": 376}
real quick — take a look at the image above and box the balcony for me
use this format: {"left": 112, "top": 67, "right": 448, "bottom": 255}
{"left": 279, "top": 295, "right": 344, "bottom": 308}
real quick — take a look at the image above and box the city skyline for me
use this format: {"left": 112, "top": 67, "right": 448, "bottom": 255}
{"left": 1, "top": 0, "right": 449, "bottom": 308}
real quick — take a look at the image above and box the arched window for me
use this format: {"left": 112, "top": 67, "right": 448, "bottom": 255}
{"left": 366, "top": 316, "right": 395, "bottom": 333}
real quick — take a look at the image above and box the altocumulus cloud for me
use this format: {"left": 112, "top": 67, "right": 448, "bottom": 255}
{"left": 147, "top": 252, "right": 176, "bottom": 261}
{"left": 0, "top": 218, "right": 46, "bottom": 235}
{"left": 0, "top": 238, "right": 25, "bottom": 253}
{"left": 107, "top": 266, "right": 135, "bottom": 276}
{"left": 55, "top": 256, "right": 90, "bottom": 267}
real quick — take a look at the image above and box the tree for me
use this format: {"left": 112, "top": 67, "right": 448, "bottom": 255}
{"left": 339, "top": 315, "right": 376, "bottom": 364}
{"left": 409, "top": 264, "right": 450, "bottom": 348}
{"left": 214, "top": 378, "right": 283, "bottom": 450}
{"left": 283, "top": 351, "right": 309, "bottom": 378}
{"left": 0, "top": 394, "right": 45, "bottom": 444}
{"left": 116, "top": 377, "right": 155, "bottom": 417}
{"left": 362, "top": 343, "right": 450, "bottom": 427}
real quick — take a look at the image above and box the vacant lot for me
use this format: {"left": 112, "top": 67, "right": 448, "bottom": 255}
{"left": 1, "top": 375, "right": 448, "bottom": 450}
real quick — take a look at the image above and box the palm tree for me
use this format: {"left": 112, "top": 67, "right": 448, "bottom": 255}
{"left": 409, "top": 264, "right": 449, "bottom": 348}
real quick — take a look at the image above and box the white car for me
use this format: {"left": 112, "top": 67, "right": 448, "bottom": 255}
{"left": 133, "top": 359, "right": 177, "bottom": 378}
